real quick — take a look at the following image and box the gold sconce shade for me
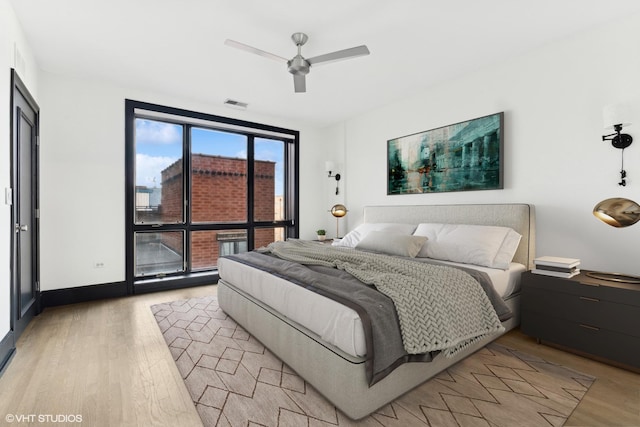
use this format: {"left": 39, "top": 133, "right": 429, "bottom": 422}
{"left": 330, "top": 204, "right": 347, "bottom": 238}
{"left": 330, "top": 204, "right": 347, "bottom": 218}
{"left": 593, "top": 197, "right": 640, "bottom": 227}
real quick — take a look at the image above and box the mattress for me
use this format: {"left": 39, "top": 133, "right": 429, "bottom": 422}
{"left": 217, "top": 256, "right": 524, "bottom": 358}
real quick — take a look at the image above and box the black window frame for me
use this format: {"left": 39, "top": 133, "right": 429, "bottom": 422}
{"left": 125, "top": 99, "right": 299, "bottom": 294}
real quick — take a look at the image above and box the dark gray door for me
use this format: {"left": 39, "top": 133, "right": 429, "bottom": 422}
{"left": 11, "top": 70, "right": 39, "bottom": 340}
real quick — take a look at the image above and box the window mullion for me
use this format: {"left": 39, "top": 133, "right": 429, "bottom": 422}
{"left": 184, "top": 123, "right": 191, "bottom": 272}
{"left": 246, "top": 135, "right": 255, "bottom": 251}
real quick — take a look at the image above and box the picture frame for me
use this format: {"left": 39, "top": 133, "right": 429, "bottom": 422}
{"left": 387, "top": 112, "right": 504, "bottom": 194}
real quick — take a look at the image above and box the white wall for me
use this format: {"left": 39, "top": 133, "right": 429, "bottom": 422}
{"left": 38, "top": 71, "right": 326, "bottom": 291}
{"left": 329, "top": 13, "right": 640, "bottom": 275}
{"left": 317, "top": 124, "right": 348, "bottom": 238}
{"left": 0, "top": 0, "right": 39, "bottom": 339}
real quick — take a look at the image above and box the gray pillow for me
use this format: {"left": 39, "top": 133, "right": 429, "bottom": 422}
{"left": 356, "top": 231, "right": 428, "bottom": 258}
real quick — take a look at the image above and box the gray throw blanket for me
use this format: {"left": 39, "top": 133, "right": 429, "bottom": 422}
{"left": 261, "top": 240, "right": 504, "bottom": 357}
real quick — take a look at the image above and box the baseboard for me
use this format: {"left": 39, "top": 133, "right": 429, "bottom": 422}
{"left": 40, "top": 273, "right": 218, "bottom": 308}
{"left": 0, "top": 331, "right": 16, "bottom": 377}
{"left": 40, "top": 281, "right": 128, "bottom": 308}
{"left": 134, "top": 273, "right": 218, "bottom": 294}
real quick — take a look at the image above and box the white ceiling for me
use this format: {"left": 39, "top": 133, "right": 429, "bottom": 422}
{"left": 10, "top": 0, "right": 640, "bottom": 127}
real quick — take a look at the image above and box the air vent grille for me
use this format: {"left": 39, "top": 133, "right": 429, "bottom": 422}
{"left": 223, "top": 99, "right": 248, "bottom": 110}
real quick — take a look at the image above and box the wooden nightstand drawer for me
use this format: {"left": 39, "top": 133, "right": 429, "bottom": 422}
{"left": 522, "top": 311, "right": 640, "bottom": 369}
{"left": 524, "top": 273, "right": 640, "bottom": 307}
{"left": 521, "top": 270, "right": 640, "bottom": 371}
{"left": 522, "top": 286, "right": 640, "bottom": 338}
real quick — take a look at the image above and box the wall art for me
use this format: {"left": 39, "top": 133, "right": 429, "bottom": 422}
{"left": 387, "top": 112, "right": 503, "bottom": 194}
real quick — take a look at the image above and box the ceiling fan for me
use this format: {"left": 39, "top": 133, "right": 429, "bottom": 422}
{"left": 224, "top": 32, "right": 370, "bottom": 93}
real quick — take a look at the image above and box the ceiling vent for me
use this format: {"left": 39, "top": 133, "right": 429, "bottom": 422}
{"left": 224, "top": 99, "right": 248, "bottom": 110}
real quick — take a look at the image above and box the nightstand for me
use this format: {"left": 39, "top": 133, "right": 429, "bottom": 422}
{"left": 521, "top": 270, "right": 640, "bottom": 371}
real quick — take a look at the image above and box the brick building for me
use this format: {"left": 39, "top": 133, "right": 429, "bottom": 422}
{"left": 158, "top": 154, "right": 276, "bottom": 270}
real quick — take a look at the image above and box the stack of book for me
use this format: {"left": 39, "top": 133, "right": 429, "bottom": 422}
{"left": 532, "top": 256, "right": 581, "bottom": 278}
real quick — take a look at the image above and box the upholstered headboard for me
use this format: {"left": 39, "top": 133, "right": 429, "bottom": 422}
{"left": 363, "top": 204, "right": 536, "bottom": 269}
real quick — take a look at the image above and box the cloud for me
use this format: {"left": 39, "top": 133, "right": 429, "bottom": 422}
{"left": 136, "top": 153, "right": 178, "bottom": 186}
{"left": 136, "top": 119, "right": 182, "bottom": 145}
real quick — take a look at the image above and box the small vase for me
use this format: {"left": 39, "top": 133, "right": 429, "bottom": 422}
{"left": 317, "top": 235, "right": 326, "bottom": 241}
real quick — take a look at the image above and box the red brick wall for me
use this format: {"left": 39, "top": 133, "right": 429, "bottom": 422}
{"left": 254, "top": 160, "right": 275, "bottom": 222}
{"left": 255, "top": 228, "right": 277, "bottom": 249}
{"left": 191, "top": 230, "right": 217, "bottom": 270}
{"left": 160, "top": 159, "right": 184, "bottom": 224}
{"left": 191, "top": 155, "right": 248, "bottom": 222}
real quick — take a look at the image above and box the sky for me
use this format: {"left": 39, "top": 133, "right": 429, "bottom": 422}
{"left": 135, "top": 118, "right": 284, "bottom": 194}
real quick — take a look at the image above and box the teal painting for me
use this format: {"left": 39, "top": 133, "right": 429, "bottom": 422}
{"left": 387, "top": 112, "right": 503, "bottom": 194}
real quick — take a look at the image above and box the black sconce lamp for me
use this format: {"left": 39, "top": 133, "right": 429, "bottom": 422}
{"left": 602, "top": 104, "right": 633, "bottom": 186}
{"left": 325, "top": 161, "right": 341, "bottom": 195}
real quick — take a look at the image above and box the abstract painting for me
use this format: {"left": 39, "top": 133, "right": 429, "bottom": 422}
{"left": 388, "top": 112, "right": 503, "bottom": 194}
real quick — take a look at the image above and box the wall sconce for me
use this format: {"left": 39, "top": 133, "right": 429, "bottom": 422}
{"left": 593, "top": 197, "right": 640, "bottom": 227}
{"left": 590, "top": 197, "right": 640, "bottom": 284}
{"left": 602, "top": 104, "right": 633, "bottom": 186}
{"left": 325, "top": 161, "right": 341, "bottom": 195}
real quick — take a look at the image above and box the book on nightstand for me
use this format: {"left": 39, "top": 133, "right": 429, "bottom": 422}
{"left": 532, "top": 256, "right": 581, "bottom": 278}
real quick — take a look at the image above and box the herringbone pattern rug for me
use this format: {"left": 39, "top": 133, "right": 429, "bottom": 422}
{"left": 151, "top": 296, "right": 595, "bottom": 427}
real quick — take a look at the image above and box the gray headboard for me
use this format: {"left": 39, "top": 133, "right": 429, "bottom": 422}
{"left": 363, "top": 204, "right": 536, "bottom": 269}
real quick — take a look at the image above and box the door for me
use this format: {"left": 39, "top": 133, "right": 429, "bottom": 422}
{"left": 11, "top": 70, "right": 39, "bottom": 340}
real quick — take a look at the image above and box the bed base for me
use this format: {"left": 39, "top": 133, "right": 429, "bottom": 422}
{"left": 218, "top": 203, "right": 533, "bottom": 419}
{"left": 218, "top": 279, "right": 520, "bottom": 420}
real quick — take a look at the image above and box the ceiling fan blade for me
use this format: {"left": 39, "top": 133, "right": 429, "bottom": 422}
{"left": 224, "top": 39, "right": 288, "bottom": 63}
{"left": 293, "top": 74, "right": 306, "bottom": 93}
{"left": 307, "top": 45, "right": 370, "bottom": 66}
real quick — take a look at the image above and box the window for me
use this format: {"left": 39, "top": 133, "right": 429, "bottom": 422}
{"left": 125, "top": 100, "right": 299, "bottom": 292}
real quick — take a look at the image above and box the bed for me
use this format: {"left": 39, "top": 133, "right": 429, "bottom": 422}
{"left": 217, "top": 203, "right": 536, "bottom": 419}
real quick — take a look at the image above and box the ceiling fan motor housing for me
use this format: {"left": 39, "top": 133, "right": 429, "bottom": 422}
{"left": 288, "top": 56, "right": 310, "bottom": 76}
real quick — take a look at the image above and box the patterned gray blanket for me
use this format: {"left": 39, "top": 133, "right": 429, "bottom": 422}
{"left": 261, "top": 240, "right": 504, "bottom": 357}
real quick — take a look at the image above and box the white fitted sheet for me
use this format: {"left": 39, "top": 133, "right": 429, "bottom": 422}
{"left": 416, "top": 259, "right": 526, "bottom": 297}
{"left": 217, "top": 256, "right": 523, "bottom": 358}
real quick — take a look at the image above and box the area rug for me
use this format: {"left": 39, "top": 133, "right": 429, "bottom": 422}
{"left": 151, "top": 296, "right": 595, "bottom": 427}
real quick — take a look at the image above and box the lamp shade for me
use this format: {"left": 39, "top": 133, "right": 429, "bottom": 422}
{"left": 330, "top": 204, "right": 347, "bottom": 218}
{"left": 603, "top": 104, "right": 632, "bottom": 129}
{"left": 593, "top": 197, "right": 640, "bottom": 227}
{"left": 325, "top": 161, "right": 336, "bottom": 173}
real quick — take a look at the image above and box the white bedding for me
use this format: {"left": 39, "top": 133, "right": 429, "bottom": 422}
{"left": 217, "top": 256, "right": 524, "bottom": 358}
{"left": 421, "top": 259, "right": 525, "bottom": 297}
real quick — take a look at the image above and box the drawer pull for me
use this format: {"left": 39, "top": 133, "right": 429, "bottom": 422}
{"left": 579, "top": 296, "right": 600, "bottom": 302}
{"left": 581, "top": 282, "right": 601, "bottom": 287}
{"left": 579, "top": 324, "right": 600, "bottom": 331}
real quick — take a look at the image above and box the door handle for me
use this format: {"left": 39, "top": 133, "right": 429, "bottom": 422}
{"left": 14, "top": 223, "right": 28, "bottom": 233}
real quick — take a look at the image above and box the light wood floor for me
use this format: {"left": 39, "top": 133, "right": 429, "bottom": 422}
{"left": 0, "top": 284, "right": 638, "bottom": 426}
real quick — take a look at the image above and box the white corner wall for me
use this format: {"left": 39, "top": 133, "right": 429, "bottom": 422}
{"left": 38, "top": 71, "right": 327, "bottom": 291}
{"left": 332, "top": 13, "right": 640, "bottom": 275}
{"left": 0, "top": 0, "right": 39, "bottom": 341}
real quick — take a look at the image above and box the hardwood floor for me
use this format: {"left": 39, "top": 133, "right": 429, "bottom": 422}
{"left": 499, "top": 330, "right": 640, "bottom": 427}
{"left": 0, "top": 285, "right": 217, "bottom": 427}
{"left": 0, "top": 284, "right": 638, "bottom": 426}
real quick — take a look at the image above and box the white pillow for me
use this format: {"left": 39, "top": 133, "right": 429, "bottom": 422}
{"left": 355, "top": 231, "right": 428, "bottom": 258}
{"left": 413, "top": 223, "right": 521, "bottom": 269}
{"left": 332, "top": 223, "right": 417, "bottom": 248}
